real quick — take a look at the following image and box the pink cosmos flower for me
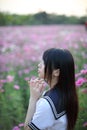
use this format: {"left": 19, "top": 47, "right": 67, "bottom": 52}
{"left": 7, "top": 75, "right": 14, "bottom": 82}
{"left": 81, "top": 88, "right": 87, "bottom": 94}
{"left": 18, "top": 123, "right": 24, "bottom": 127}
{"left": 0, "top": 79, "right": 7, "bottom": 83}
{"left": 80, "top": 69, "right": 87, "bottom": 75}
{"left": 12, "top": 126, "right": 20, "bottom": 130}
{"left": 18, "top": 70, "right": 22, "bottom": 76}
{"left": 24, "top": 77, "right": 30, "bottom": 81}
{"left": 14, "top": 85, "right": 20, "bottom": 90}
{"left": 75, "top": 73, "right": 81, "bottom": 78}
{"left": 83, "top": 122, "right": 87, "bottom": 127}
{"left": 75, "top": 77, "right": 86, "bottom": 87}
{"left": 24, "top": 69, "right": 30, "bottom": 74}
{"left": 0, "top": 88, "right": 4, "bottom": 93}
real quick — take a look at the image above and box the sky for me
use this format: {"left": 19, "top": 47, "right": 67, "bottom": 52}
{"left": 0, "top": 0, "right": 87, "bottom": 16}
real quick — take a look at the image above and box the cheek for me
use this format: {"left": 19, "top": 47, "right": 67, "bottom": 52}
{"left": 42, "top": 69, "right": 44, "bottom": 78}
{"left": 39, "top": 67, "right": 44, "bottom": 78}
{"left": 41, "top": 68, "right": 44, "bottom": 78}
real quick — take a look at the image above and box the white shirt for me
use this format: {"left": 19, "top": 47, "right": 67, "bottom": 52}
{"left": 28, "top": 97, "right": 67, "bottom": 130}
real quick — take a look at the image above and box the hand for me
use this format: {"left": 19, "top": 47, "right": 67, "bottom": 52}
{"left": 28, "top": 78, "right": 45, "bottom": 101}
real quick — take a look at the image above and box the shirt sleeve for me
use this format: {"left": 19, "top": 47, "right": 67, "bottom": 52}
{"left": 28, "top": 98, "right": 54, "bottom": 130}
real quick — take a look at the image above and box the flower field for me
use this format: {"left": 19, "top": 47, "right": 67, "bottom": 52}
{"left": 0, "top": 25, "right": 87, "bottom": 130}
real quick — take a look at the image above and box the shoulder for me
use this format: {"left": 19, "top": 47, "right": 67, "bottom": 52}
{"left": 36, "top": 97, "right": 52, "bottom": 112}
{"left": 42, "top": 88, "right": 66, "bottom": 119}
{"left": 29, "top": 97, "right": 54, "bottom": 129}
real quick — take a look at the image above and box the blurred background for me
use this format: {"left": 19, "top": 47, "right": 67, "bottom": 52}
{"left": 0, "top": 0, "right": 87, "bottom": 130}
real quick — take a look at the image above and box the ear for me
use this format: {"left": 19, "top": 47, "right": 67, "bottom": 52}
{"left": 53, "top": 69, "right": 60, "bottom": 77}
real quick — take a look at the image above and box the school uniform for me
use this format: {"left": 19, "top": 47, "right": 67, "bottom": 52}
{"left": 28, "top": 87, "right": 67, "bottom": 130}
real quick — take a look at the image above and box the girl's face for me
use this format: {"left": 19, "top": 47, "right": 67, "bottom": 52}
{"left": 38, "top": 60, "right": 45, "bottom": 79}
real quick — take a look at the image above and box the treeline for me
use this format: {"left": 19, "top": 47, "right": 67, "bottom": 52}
{"left": 0, "top": 11, "right": 87, "bottom": 26}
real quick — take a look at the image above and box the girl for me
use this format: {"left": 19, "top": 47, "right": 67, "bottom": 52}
{"left": 24, "top": 48, "right": 79, "bottom": 130}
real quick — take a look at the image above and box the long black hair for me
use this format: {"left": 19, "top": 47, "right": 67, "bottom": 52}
{"left": 43, "top": 48, "right": 78, "bottom": 130}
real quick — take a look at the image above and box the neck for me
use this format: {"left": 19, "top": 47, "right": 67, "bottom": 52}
{"left": 50, "top": 77, "right": 58, "bottom": 89}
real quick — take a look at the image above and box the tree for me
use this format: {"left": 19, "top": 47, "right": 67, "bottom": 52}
{"left": 0, "top": 12, "right": 7, "bottom": 25}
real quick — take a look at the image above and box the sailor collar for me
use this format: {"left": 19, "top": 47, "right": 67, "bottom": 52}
{"left": 43, "top": 88, "right": 66, "bottom": 120}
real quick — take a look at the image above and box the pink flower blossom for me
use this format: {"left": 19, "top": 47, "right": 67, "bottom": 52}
{"left": 18, "top": 70, "right": 22, "bottom": 76}
{"left": 14, "top": 85, "right": 20, "bottom": 90}
{"left": 75, "top": 73, "right": 81, "bottom": 78}
{"left": 0, "top": 88, "right": 4, "bottom": 93}
{"left": 24, "top": 77, "right": 30, "bottom": 81}
{"left": 24, "top": 69, "right": 30, "bottom": 74}
{"left": 80, "top": 69, "right": 87, "bottom": 75}
{"left": 18, "top": 123, "right": 24, "bottom": 127}
{"left": 7, "top": 75, "right": 14, "bottom": 82}
{"left": 83, "top": 122, "right": 87, "bottom": 127}
{"left": 12, "top": 126, "right": 20, "bottom": 130}
{"left": 75, "top": 77, "right": 86, "bottom": 87}
{"left": 0, "top": 79, "right": 7, "bottom": 83}
{"left": 81, "top": 88, "right": 87, "bottom": 94}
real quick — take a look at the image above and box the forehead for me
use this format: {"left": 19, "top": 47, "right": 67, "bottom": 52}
{"left": 39, "top": 56, "right": 43, "bottom": 62}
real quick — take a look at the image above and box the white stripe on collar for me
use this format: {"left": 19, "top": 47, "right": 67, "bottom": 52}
{"left": 43, "top": 96, "right": 66, "bottom": 119}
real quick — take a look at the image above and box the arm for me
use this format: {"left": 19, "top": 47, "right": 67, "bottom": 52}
{"left": 24, "top": 78, "right": 45, "bottom": 130}
{"left": 24, "top": 98, "right": 37, "bottom": 130}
